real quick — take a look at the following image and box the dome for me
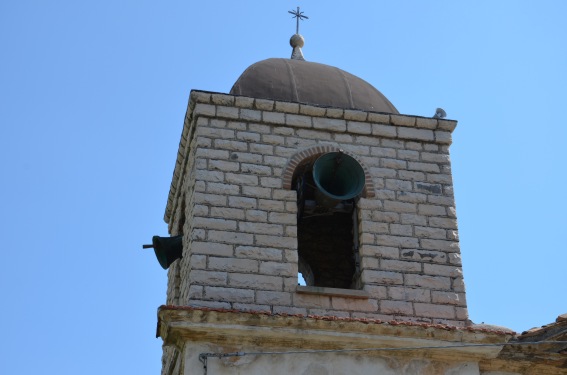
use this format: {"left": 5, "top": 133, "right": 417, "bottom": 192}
{"left": 230, "top": 58, "right": 398, "bottom": 114}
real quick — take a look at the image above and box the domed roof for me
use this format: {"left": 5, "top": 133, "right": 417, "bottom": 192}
{"left": 230, "top": 58, "right": 398, "bottom": 114}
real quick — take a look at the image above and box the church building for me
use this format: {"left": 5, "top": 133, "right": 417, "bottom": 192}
{"left": 149, "top": 10, "right": 567, "bottom": 375}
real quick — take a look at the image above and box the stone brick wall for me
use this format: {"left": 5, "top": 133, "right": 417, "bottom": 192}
{"left": 163, "top": 90, "right": 468, "bottom": 327}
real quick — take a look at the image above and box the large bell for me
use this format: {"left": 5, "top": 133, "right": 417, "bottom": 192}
{"left": 312, "top": 151, "right": 365, "bottom": 207}
{"left": 143, "top": 235, "right": 183, "bottom": 269}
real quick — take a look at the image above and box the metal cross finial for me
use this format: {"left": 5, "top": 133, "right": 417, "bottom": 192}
{"left": 288, "top": 6, "right": 308, "bottom": 34}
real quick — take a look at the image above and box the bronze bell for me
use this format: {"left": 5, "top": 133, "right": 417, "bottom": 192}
{"left": 142, "top": 235, "right": 183, "bottom": 269}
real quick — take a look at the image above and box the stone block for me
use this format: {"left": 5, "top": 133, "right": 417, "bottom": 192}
{"left": 371, "top": 211, "right": 400, "bottom": 223}
{"left": 234, "top": 96, "right": 254, "bottom": 108}
{"left": 189, "top": 270, "right": 227, "bottom": 286}
{"left": 396, "top": 191, "right": 427, "bottom": 203}
{"left": 385, "top": 179, "right": 412, "bottom": 191}
{"left": 293, "top": 293, "right": 331, "bottom": 308}
{"left": 208, "top": 230, "right": 254, "bottom": 245}
{"left": 423, "top": 263, "right": 462, "bottom": 278}
{"left": 225, "top": 173, "right": 259, "bottom": 186}
{"left": 300, "top": 104, "right": 326, "bottom": 116}
{"left": 415, "top": 182, "right": 442, "bottom": 195}
{"left": 193, "top": 217, "right": 237, "bottom": 231}
{"left": 255, "top": 98, "right": 274, "bottom": 110}
{"left": 258, "top": 199, "right": 285, "bottom": 211}
{"left": 431, "top": 291, "right": 466, "bottom": 306}
{"left": 193, "top": 103, "right": 216, "bottom": 117}
{"left": 190, "top": 254, "right": 207, "bottom": 269}
{"left": 228, "top": 273, "right": 283, "bottom": 291}
{"left": 325, "top": 108, "right": 344, "bottom": 118}
{"left": 190, "top": 91, "right": 211, "bottom": 103}
{"left": 312, "top": 117, "right": 346, "bottom": 132}
{"left": 260, "top": 176, "right": 282, "bottom": 188}
{"left": 370, "top": 146, "right": 396, "bottom": 158}
{"left": 188, "top": 285, "right": 203, "bottom": 299}
{"left": 259, "top": 261, "right": 297, "bottom": 277}
{"left": 362, "top": 285, "right": 388, "bottom": 299}
{"left": 367, "top": 112, "right": 389, "bottom": 123}
{"left": 420, "top": 239, "right": 460, "bottom": 252}
{"left": 372, "top": 124, "right": 397, "bottom": 137}
{"left": 196, "top": 126, "right": 234, "bottom": 139}
{"left": 208, "top": 160, "right": 239, "bottom": 172}
{"left": 228, "top": 196, "right": 257, "bottom": 209}
{"left": 242, "top": 186, "right": 272, "bottom": 199}
{"left": 204, "top": 286, "right": 255, "bottom": 303}
{"left": 360, "top": 245, "right": 399, "bottom": 259}
{"left": 376, "top": 235, "right": 419, "bottom": 248}
{"left": 398, "top": 127, "right": 435, "bottom": 142}
{"left": 209, "top": 257, "right": 259, "bottom": 273}
{"left": 400, "top": 249, "right": 447, "bottom": 264}
{"left": 332, "top": 297, "right": 378, "bottom": 312}
{"left": 383, "top": 201, "right": 417, "bottom": 214}
{"left": 262, "top": 111, "right": 285, "bottom": 124}
{"left": 192, "top": 241, "right": 233, "bottom": 257}
{"left": 255, "top": 235, "right": 297, "bottom": 249}
{"left": 216, "top": 106, "right": 239, "bottom": 119}
{"left": 380, "top": 300, "right": 413, "bottom": 315}
{"left": 362, "top": 270, "right": 404, "bottom": 285}
{"left": 381, "top": 259, "right": 421, "bottom": 272}
{"left": 437, "top": 119, "right": 457, "bottom": 132}
{"left": 361, "top": 257, "right": 379, "bottom": 269}
{"left": 388, "top": 287, "right": 431, "bottom": 303}
{"left": 414, "top": 303, "right": 455, "bottom": 319}
{"left": 435, "top": 131, "right": 452, "bottom": 144}
{"left": 414, "top": 226, "right": 446, "bottom": 239}
{"left": 236, "top": 131, "right": 260, "bottom": 142}
{"left": 418, "top": 204, "right": 447, "bottom": 216}
{"left": 348, "top": 121, "right": 372, "bottom": 134}
{"left": 239, "top": 222, "right": 283, "bottom": 235}
{"left": 240, "top": 108, "right": 262, "bottom": 121}
{"left": 389, "top": 224, "right": 413, "bottom": 236}
{"left": 360, "top": 221, "right": 389, "bottom": 234}
{"left": 235, "top": 246, "right": 283, "bottom": 261}
{"left": 206, "top": 182, "right": 240, "bottom": 195}
{"left": 415, "top": 117, "right": 438, "bottom": 129}
{"left": 256, "top": 290, "right": 292, "bottom": 305}
{"left": 405, "top": 274, "right": 450, "bottom": 290}
{"left": 211, "top": 94, "right": 234, "bottom": 106}
{"left": 390, "top": 115, "right": 416, "bottom": 127}
{"left": 408, "top": 162, "right": 440, "bottom": 173}
{"left": 241, "top": 163, "right": 272, "bottom": 176}
{"left": 421, "top": 152, "right": 450, "bottom": 164}
{"left": 245, "top": 209, "right": 268, "bottom": 222}
{"left": 286, "top": 114, "right": 312, "bottom": 128}
{"left": 275, "top": 101, "right": 299, "bottom": 114}
{"left": 232, "top": 303, "right": 271, "bottom": 313}
{"left": 426, "top": 173, "right": 452, "bottom": 184}
{"left": 344, "top": 109, "right": 368, "bottom": 121}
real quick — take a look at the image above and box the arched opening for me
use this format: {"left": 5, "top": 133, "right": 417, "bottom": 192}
{"left": 291, "top": 150, "right": 365, "bottom": 289}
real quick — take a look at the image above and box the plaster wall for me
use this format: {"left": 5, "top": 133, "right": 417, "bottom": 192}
{"left": 181, "top": 342, "right": 483, "bottom": 375}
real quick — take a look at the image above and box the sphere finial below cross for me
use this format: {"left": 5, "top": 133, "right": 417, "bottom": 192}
{"left": 288, "top": 7, "right": 308, "bottom": 61}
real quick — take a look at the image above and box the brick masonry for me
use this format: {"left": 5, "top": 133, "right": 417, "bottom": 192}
{"left": 164, "top": 90, "right": 467, "bottom": 326}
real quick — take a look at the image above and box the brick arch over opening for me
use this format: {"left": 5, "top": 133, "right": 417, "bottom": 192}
{"left": 282, "top": 145, "right": 375, "bottom": 198}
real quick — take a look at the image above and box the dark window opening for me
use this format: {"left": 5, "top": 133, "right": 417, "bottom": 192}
{"left": 294, "top": 154, "right": 362, "bottom": 289}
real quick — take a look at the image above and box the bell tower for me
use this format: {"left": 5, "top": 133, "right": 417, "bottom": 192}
{"left": 150, "top": 14, "right": 511, "bottom": 375}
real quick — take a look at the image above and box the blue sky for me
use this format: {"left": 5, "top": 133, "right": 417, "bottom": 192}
{"left": 1, "top": 1, "right": 566, "bottom": 374}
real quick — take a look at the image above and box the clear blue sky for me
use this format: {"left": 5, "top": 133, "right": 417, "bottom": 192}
{"left": 1, "top": 1, "right": 565, "bottom": 374}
